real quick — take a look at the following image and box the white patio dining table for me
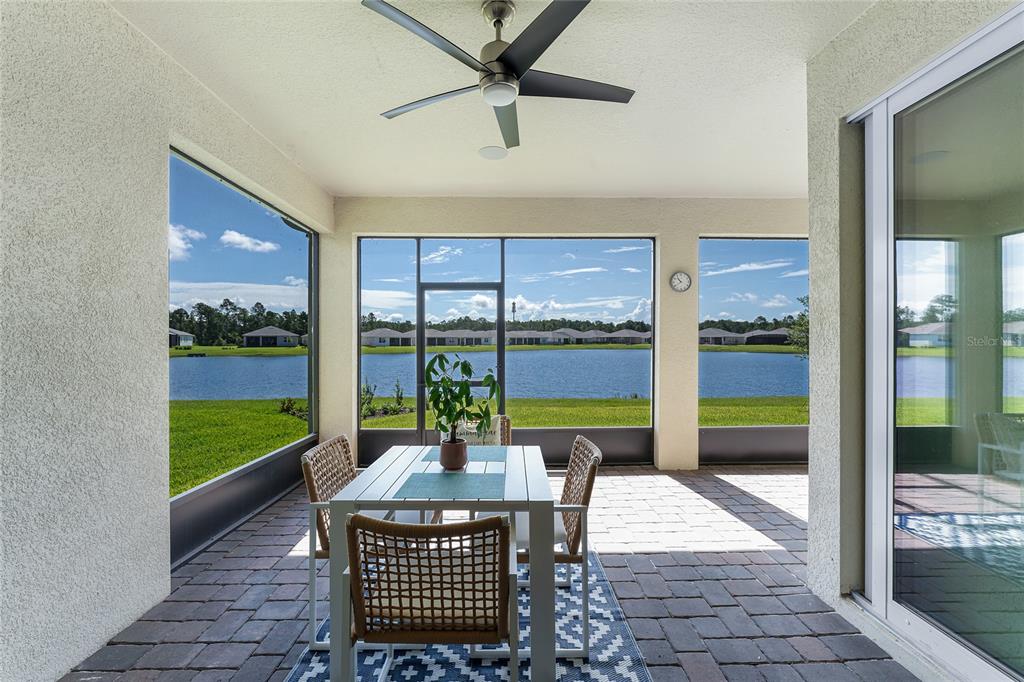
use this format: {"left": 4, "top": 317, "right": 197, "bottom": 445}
{"left": 327, "top": 444, "right": 557, "bottom": 681}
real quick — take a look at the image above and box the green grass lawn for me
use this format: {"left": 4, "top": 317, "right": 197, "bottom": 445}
{"left": 170, "top": 344, "right": 307, "bottom": 357}
{"left": 169, "top": 399, "right": 308, "bottom": 496}
{"left": 362, "top": 343, "right": 651, "bottom": 354}
{"left": 360, "top": 396, "right": 811, "bottom": 428}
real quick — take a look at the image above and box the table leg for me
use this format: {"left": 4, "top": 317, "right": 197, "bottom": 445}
{"left": 528, "top": 499, "right": 556, "bottom": 680}
{"left": 329, "top": 499, "right": 356, "bottom": 681}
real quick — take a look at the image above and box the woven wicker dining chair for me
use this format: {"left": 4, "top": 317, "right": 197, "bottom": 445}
{"left": 473, "top": 434, "right": 602, "bottom": 660}
{"left": 339, "top": 514, "right": 519, "bottom": 682}
{"left": 301, "top": 435, "right": 438, "bottom": 650}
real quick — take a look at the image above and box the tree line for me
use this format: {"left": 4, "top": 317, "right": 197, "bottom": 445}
{"left": 170, "top": 299, "right": 308, "bottom": 346}
{"left": 360, "top": 313, "right": 651, "bottom": 334}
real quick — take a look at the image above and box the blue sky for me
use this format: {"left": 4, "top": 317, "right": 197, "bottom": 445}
{"left": 698, "top": 240, "right": 808, "bottom": 321}
{"left": 168, "top": 155, "right": 309, "bottom": 311}
{"left": 361, "top": 238, "right": 654, "bottom": 324}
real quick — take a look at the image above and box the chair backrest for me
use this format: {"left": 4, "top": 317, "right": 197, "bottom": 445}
{"left": 561, "top": 435, "right": 603, "bottom": 556}
{"left": 301, "top": 435, "right": 358, "bottom": 552}
{"left": 346, "top": 514, "right": 511, "bottom": 645}
{"left": 456, "top": 415, "right": 512, "bottom": 445}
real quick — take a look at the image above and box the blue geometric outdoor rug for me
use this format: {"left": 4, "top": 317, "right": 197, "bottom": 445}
{"left": 285, "top": 553, "right": 651, "bottom": 681}
{"left": 895, "top": 512, "right": 1024, "bottom": 584}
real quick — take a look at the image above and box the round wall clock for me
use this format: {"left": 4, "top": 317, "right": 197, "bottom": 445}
{"left": 670, "top": 271, "right": 692, "bottom": 292}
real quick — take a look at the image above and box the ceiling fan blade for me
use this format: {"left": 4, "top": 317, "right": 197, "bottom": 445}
{"left": 498, "top": 0, "right": 589, "bottom": 77}
{"left": 362, "top": 0, "right": 491, "bottom": 74}
{"left": 519, "top": 69, "right": 634, "bottom": 103}
{"left": 381, "top": 85, "right": 478, "bottom": 119}
{"left": 493, "top": 102, "right": 520, "bottom": 148}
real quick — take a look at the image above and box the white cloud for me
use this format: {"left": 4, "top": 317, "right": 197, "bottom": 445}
{"left": 168, "top": 224, "right": 206, "bottom": 261}
{"left": 283, "top": 275, "right": 307, "bottom": 287}
{"left": 724, "top": 292, "right": 759, "bottom": 303}
{"left": 780, "top": 269, "right": 809, "bottom": 278}
{"left": 621, "top": 267, "right": 643, "bottom": 273}
{"left": 702, "top": 259, "right": 792, "bottom": 277}
{"left": 360, "top": 289, "right": 416, "bottom": 310}
{"left": 562, "top": 253, "right": 577, "bottom": 260}
{"left": 421, "top": 245, "right": 463, "bottom": 264}
{"left": 503, "top": 294, "right": 650, "bottom": 323}
{"left": 364, "top": 311, "right": 406, "bottom": 323}
{"left": 219, "top": 229, "right": 280, "bottom": 253}
{"left": 374, "top": 278, "right": 406, "bottom": 283}
{"left": 467, "top": 293, "right": 496, "bottom": 310}
{"left": 621, "top": 297, "right": 652, "bottom": 323}
{"left": 762, "top": 294, "right": 792, "bottom": 308}
{"left": 169, "top": 280, "right": 307, "bottom": 311}
{"left": 603, "top": 245, "right": 647, "bottom": 254}
{"left": 445, "top": 308, "right": 463, "bottom": 317}
{"left": 551, "top": 267, "right": 606, "bottom": 277}
{"left": 717, "top": 311, "right": 736, "bottom": 319}
{"left": 519, "top": 266, "right": 608, "bottom": 284}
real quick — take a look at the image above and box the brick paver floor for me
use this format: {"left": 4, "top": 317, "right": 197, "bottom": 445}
{"left": 63, "top": 465, "right": 916, "bottom": 681}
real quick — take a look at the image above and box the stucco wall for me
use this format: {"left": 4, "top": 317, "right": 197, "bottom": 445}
{"left": 806, "top": 0, "right": 1014, "bottom": 608}
{"left": 0, "top": 3, "right": 332, "bottom": 680}
{"left": 321, "top": 197, "right": 808, "bottom": 471}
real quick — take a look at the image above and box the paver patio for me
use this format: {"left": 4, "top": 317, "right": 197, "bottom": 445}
{"left": 63, "top": 465, "right": 916, "bottom": 681}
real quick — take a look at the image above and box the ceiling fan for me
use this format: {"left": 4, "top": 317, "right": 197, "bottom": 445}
{"left": 361, "top": 0, "right": 634, "bottom": 150}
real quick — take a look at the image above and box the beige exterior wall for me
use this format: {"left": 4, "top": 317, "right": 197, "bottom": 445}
{"left": 320, "top": 197, "right": 807, "bottom": 470}
{"left": 805, "top": 0, "right": 1016, "bottom": 676}
{"left": 0, "top": 3, "right": 332, "bottom": 680}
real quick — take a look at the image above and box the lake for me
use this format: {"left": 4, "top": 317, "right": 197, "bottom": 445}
{"left": 169, "top": 351, "right": 1024, "bottom": 400}
{"left": 171, "top": 349, "right": 812, "bottom": 400}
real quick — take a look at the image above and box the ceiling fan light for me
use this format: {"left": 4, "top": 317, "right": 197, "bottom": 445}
{"left": 482, "top": 80, "right": 518, "bottom": 107}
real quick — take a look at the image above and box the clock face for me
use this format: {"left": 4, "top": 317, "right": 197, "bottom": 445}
{"left": 670, "top": 272, "right": 691, "bottom": 292}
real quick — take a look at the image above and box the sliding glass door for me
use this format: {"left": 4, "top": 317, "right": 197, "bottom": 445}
{"left": 357, "top": 237, "right": 655, "bottom": 465}
{"left": 860, "top": 12, "right": 1024, "bottom": 677}
{"left": 891, "top": 44, "right": 1024, "bottom": 674}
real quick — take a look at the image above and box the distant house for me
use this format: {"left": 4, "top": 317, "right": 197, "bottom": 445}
{"left": 552, "top": 328, "right": 588, "bottom": 344}
{"left": 300, "top": 334, "right": 309, "bottom": 346}
{"left": 1004, "top": 321, "right": 1024, "bottom": 347}
{"left": 899, "top": 322, "right": 951, "bottom": 347}
{"left": 743, "top": 328, "right": 791, "bottom": 345}
{"left": 361, "top": 327, "right": 405, "bottom": 347}
{"left": 169, "top": 328, "right": 194, "bottom": 348}
{"left": 698, "top": 327, "right": 744, "bottom": 345}
{"left": 243, "top": 325, "right": 300, "bottom": 347}
{"left": 607, "top": 329, "right": 651, "bottom": 345}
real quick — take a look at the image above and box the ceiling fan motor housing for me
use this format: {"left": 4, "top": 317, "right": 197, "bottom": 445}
{"left": 479, "top": 39, "right": 518, "bottom": 106}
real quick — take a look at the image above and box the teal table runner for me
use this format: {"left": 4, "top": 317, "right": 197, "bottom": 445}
{"left": 422, "top": 446, "right": 509, "bottom": 462}
{"left": 394, "top": 472, "right": 506, "bottom": 500}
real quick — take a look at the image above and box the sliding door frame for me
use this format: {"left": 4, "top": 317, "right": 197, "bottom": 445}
{"left": 852, "top": 6, "right": 1024, "bottom": 679}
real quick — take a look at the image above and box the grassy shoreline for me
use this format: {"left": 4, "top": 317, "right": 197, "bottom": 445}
{"left": 170, "top": 344, "right": 307, "bottom": 357}
{"left": 171, "top": 343, "right": 806, "bottom": 357}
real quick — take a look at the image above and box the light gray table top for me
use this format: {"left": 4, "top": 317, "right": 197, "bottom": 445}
{"left": 331, "top": 445, "right": 553, "bottom": 511}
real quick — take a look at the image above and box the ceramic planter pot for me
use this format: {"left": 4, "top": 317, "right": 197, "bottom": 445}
{"left": 439, "top": 438, "right": 468, "bottom": 470}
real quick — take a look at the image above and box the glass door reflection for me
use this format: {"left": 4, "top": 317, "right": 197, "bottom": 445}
{"left": 891, "top": 45, "right": 1024, "bottom": 673}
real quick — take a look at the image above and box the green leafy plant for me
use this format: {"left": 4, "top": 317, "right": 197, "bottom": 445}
{"left": 360, "top": 378, "right": 377, "bottom": 419}
{"left": 393, "top": 379, "right": 404, "bottom": 409}
{"left": 424, "top": 353, "right": 500, "bottom": 443}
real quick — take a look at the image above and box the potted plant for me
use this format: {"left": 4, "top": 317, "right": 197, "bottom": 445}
{"left": 424, "top": 352, "right": 500, "bottom": 470}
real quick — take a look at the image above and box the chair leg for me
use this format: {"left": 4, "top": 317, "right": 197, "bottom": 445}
{"left": 375, "top": 644, "right": 395, "bottom": 682}
{"left": 308, "top": 507, "right": 328, "bottom": 650}
{"left": 340, "top": 571, "right": 356, "bottom": 681}
{"left": 581, "top": 511, "right": 590, "bottom": 660}
{"left": 509, "top": 572, "right": 519, "bottom": 682}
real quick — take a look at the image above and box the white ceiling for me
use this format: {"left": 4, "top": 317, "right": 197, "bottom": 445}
{"left": 114, "top": 0, "right": 872, "bottom": 198}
